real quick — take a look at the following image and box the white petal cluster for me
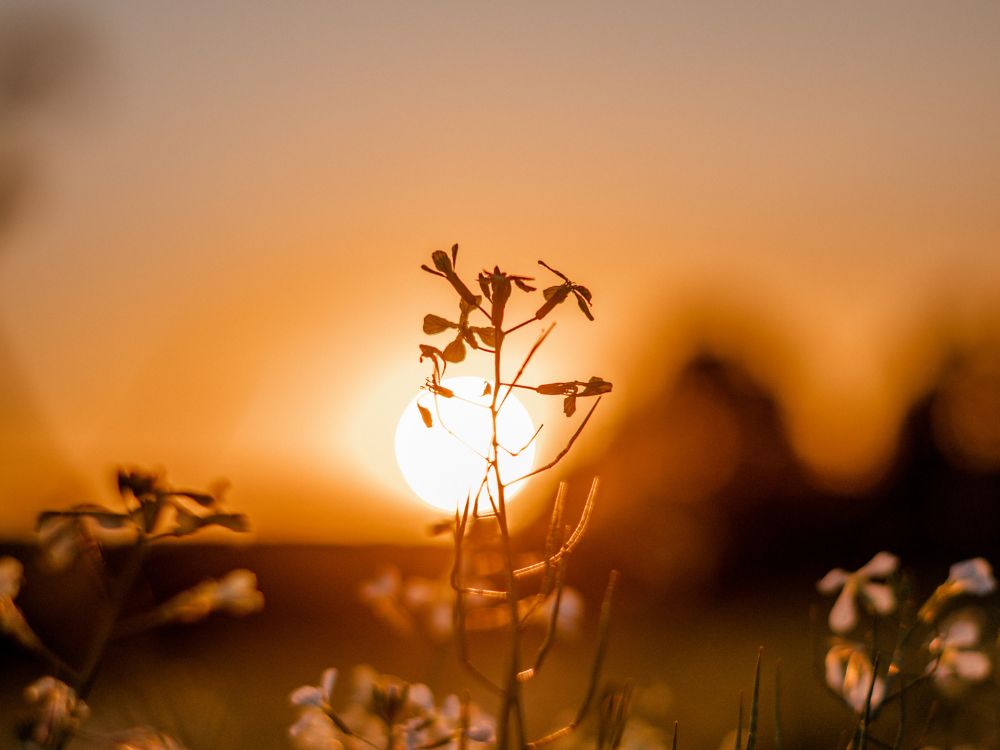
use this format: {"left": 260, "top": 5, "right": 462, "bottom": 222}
{"left": 920, "top": 558, "right": 997, "bottom": 623}
{"left": 927, "top": 611, "right": 991, "bottom": 691}
{"left": 289, "top": 665, "right": 495, "bottom": 750}
{"left": 817, "top": 551, "right": 899, "bottom": 633}
{"left": 23, "top": 676, "right": 90, "bottom": 745}
{"left": 159, "top": 569, "right": 264, "bottom": 624}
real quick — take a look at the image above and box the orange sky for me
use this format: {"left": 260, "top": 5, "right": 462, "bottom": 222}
{"left": 1, "top": 2, "right": 999, "bottom": 542}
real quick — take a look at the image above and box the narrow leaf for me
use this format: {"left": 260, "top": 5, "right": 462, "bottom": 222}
{"left": 747, "top": 649, "right": 761, "bottom": 750}
{"left": 418, "top": 402, "right": 433, "bottom": 428}
{"left": 537, "top": 382, "right": 574, "bottom": 396}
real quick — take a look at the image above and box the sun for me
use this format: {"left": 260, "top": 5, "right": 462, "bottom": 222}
{"left": 395, "top": 376, "right": 537, "bottom": 512}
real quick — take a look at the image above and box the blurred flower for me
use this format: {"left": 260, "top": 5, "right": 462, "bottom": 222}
{"left": 522, "top": 586, "right": 584, "bottom": 639}
{"left": 359, "top": 566, "right": 413, "bottom": 635}
{"left": 945, "top": 558, "right": 997, "bottom": 596}
{"left": 919, "top": 558, "right": 997, "bottom": 623}
{"left": 111, "top": 726, "right": 187, "bottom": 750}
{"left": 825, "top": 642, "right": 885, "bottom": 714}
{"left": 438, "top": 693, "right": 496, "bottom": 745}
{"left": 159, "top": 569, "right": 264, "bottom": 624}
{"left": 23, "top": 676, "right": 89, "bottom": 745}
{"left": 290, "top": 665, "right": 496, "bottom": 750}
{"left": 927, "top": 611, "right": 991, "bottom": 691}
{"left": 289, "top": 708, "right": 343, "bottom": 750}
{"left": 401, "top": 575, "right": 453, "bottom": 642}
{"left": 291, "top": 668, "right": 338, "bottom": 710}
{"left": 0, "top": 556, "right": 41, "bottom": 649}
{"left": 817, "top": 551, "right": 898, "bottom": 633}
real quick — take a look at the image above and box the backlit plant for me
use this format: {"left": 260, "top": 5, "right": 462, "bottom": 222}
{"left": 1, "top": 469, "right": 262, "bottom": 749}
{"left": 290, "top": 244, "right": 618, "bottom": 750}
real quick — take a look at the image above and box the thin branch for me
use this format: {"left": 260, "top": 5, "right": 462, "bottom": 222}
{"left": 498, "top": 423, "right": 543, "bottom": 458}
{"left": 497, "top": 325, "right": 554, "bottom": 414}
{"left": 428, "top": 394, "right": 489, "bottom": 461}
{"left": 514, "top": 479, "right": 597, "bottom": 579}
{"left": 502, "top": 318, "right": 536, "bottom": 336}
{"left": 507, "top": 398, "right": 602, "bottom": 487}
{"left": 517, "top": 556, "right": 567, "bottom": 682}
{"left": 526, "top": 570, "right": 619, "bottom": 748}
{"left": 456, "top": 586, "right": 509, "bottom": 600}
{"left": 450, "top": 497, "right": 503, "bottom": 695}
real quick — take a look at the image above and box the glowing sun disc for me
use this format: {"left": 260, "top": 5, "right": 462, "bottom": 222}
{"left": 395, "top": 376, "right": 537, "bottom": 512}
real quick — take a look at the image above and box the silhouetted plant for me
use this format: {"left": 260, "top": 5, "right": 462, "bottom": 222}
{"left": 290, "top": 245, "right": 616, "bottom": 750}
{"left": 1, "top": 468, "right": 262, "bottom": 749}
{"left": 417, "top": 245, "right": 616, "bottom": 750}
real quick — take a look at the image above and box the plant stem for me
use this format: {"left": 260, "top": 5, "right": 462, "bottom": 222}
{"left": 492, "top": 323, "right": 525, "bottom": 750}
{"left": 52, "top": 539, "right": 147, "bottom": 750}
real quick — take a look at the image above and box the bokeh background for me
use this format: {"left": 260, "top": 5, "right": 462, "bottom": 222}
{"left": 2, "top": 2, "right": 1000, "bottom": 748}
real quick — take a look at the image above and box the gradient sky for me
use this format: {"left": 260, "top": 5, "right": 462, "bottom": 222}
{"left": 1, "top": 1, "right": 998, "bottom": 541}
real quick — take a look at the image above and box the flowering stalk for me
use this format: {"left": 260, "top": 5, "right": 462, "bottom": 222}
{"left": 418, "top": 245, "right": 616, "bottom": 750}
{"left": 3, "top": 470, "right": 261, "bottom": 750}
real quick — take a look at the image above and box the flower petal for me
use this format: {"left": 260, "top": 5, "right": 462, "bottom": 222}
{"left": 949, "top": 558, "right": 997, "bottom": 596}
{"left": 859, "top": 551, "right": 899, "bottom": 580}
{"left": 862, "top": 582, "right": 897, "bottom": 615}
{"left": 942, "top": 615, "right": 980, "bottom": 648}
{"left": 825, "top": 647, "right": 847, "bottom": 692}
{"left": 951, "top": 650, "right": 991, "bottom": 682}
{"left": 321, "top": 668, "right": 337, "bottom": 702}
{"left": 817, "top": 568, "right": 849, "bottom": 594}
{"left": 0, "top": 557, "right": 23, "bottom": 599}
{"left": 290, "top": 686, "right": 325, "bottom": 708}
{"left": 829, "top": 581, "right": 859, "bottom": 633}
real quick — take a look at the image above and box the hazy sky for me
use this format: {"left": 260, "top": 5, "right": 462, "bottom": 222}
{"left": 1, "top": 2, "right": 998, "bottom": 541}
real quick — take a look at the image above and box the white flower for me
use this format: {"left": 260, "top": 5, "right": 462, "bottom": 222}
{"left": 438, "top": 693, "right": 496, "bottom": 745}
{"left": 111, "top": 726, "right": 187, "bottom": 749}
{"left": 289, "top": 708, "right": 343, "bottom": 750}
{"left": 401, "top": 576, "right": 453, "bottom": 642}
{"left": 23, "top": 676, "right": 90, "bottom": 745}
{"left": 927, "top": 611, "right": 991, "bottom": 690}
{"left": 291, "top": 669, "right": 338, "bottom": 709}
{"left": 920, "top": 558, "right": 996, "bottom": 623}
{"left": 359, "top": 566, "right": 414, "bottom": 635}
{"left": 817, "top": 551, "right": 898, "bottom": 633}
{"left": 159, "top": 569, "right": 263, "bottom": 624}
{"left": 214, "top": 569, "right": 265, "bottom": 616}
{"left": 946, "top": 558, "right": 996, "bottom": 596}
{"left": 825, "top": 643, "right": 885, "bottom": 714}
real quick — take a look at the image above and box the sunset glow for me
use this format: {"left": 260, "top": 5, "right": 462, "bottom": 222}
{"left": 394, "top": 376, "right": 537, "bottom": 512}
